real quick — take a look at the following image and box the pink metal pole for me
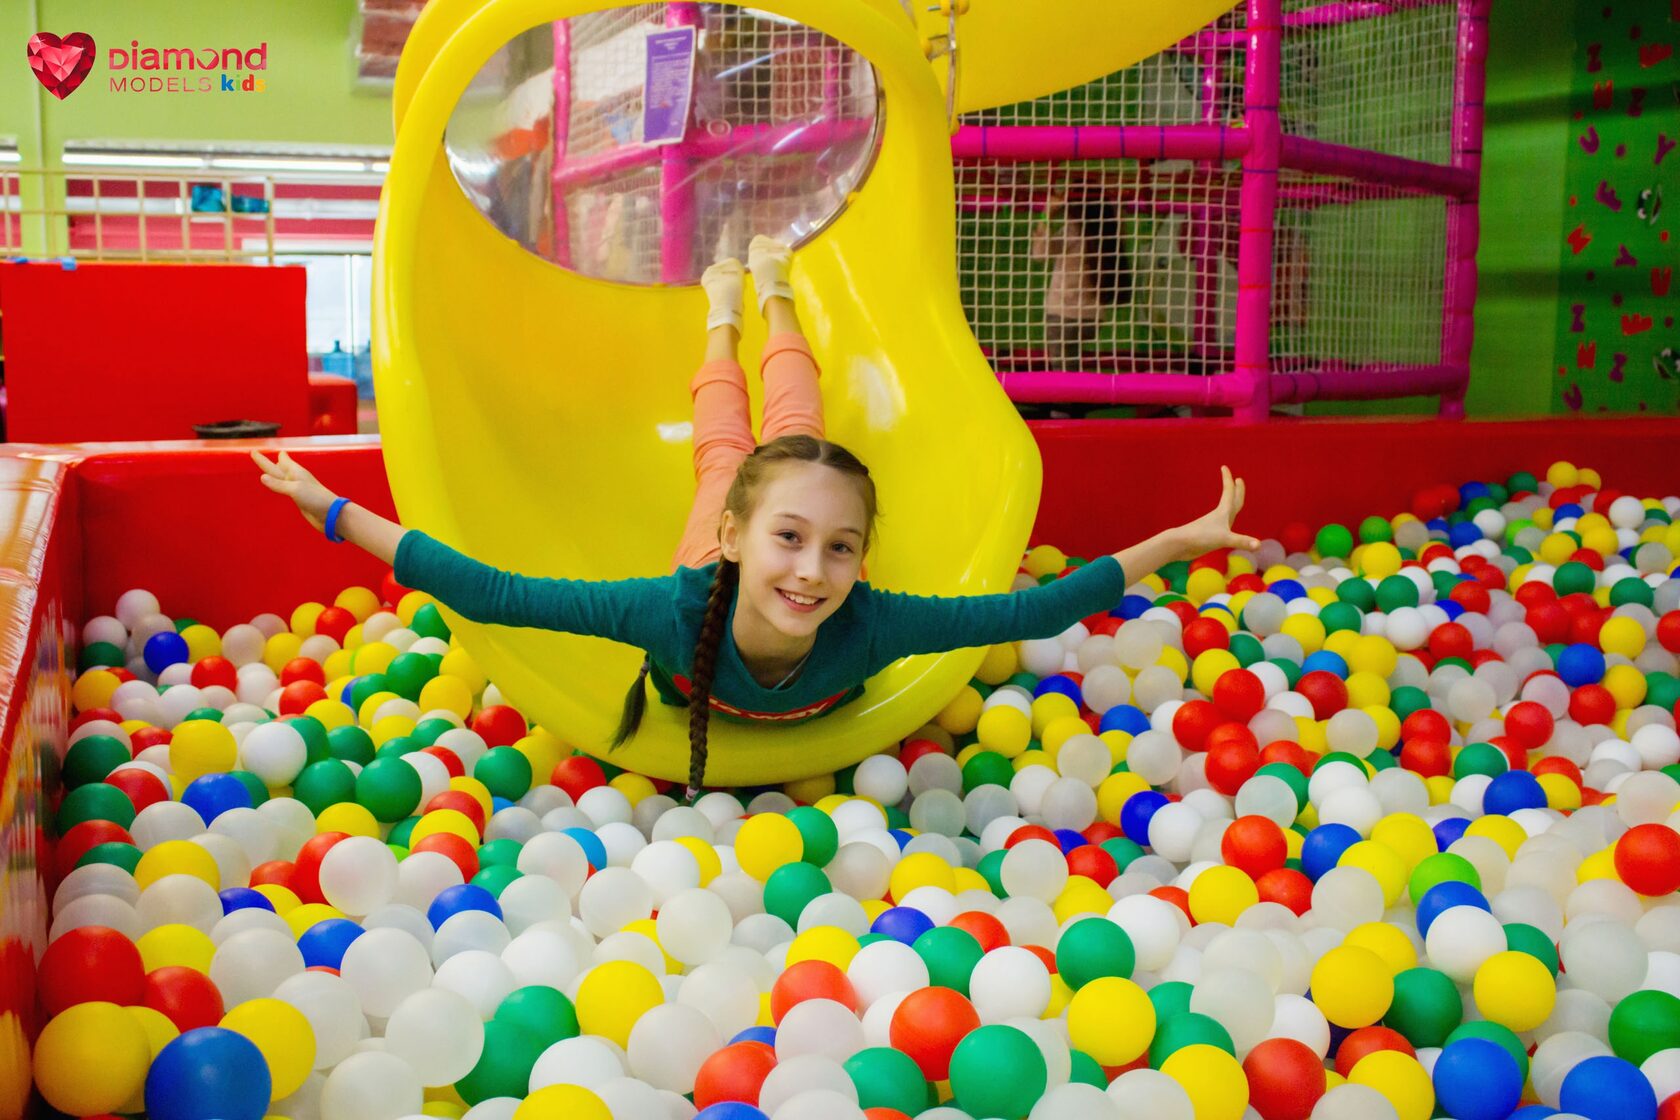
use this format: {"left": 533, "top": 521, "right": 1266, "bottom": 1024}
{"left": 554, "top": 144, "right": 665, "bottom": 190}
{"left": 1277, "top": 136, "right": 1477, "bottom": 197}
{"left": 950, "top": 125, "right": 1249, "bottom": 164}
{"left": 1186, "top": 0, "right": 1455, "bottom": 46}
{"left": 659, "top": 3, "right": 702, "bottom": 285}
{"left": 1000, "top": 371, "right": 1250, "bottom": 407}
{"left": 551, "top": 20, "right": 572, "bottom": 268}
{"left": 1271, "top": 363, "right": 1466, "bottom": 403}
{"left": 1438, "top": 0, "right": 1490, "bottom": 418}
{"left": 1230, "top": 0, "right": 1282, "bottom": 421}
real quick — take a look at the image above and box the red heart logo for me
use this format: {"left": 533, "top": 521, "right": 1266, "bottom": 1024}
{"left": 27, "top": 31, "right": 96, "bottom": 100}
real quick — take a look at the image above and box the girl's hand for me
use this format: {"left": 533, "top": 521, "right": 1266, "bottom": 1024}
{"left": 251, "top": 450, "right": 336, "bottom": 532}
{"left": 1178, "top": 465, "right": 1261, "bottom": 558}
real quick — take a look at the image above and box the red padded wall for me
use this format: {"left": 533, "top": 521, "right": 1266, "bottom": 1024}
{"left": 0, "top": 261, "right": 311, "bottom": 442}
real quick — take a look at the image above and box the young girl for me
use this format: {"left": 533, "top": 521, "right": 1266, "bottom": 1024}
{"left": 255, "top": 237, "right": 1257, "bottom": 799}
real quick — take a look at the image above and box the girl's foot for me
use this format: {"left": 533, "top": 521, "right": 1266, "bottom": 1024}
{"left": 702, "top": 258, "right": 744, "bottom": 332}
{"left": 748, "top": 235, "right": 794, "bottom": 313}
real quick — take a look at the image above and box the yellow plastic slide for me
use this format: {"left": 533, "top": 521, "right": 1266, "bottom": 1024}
{"left": 374, "top": 0, "right": 1231, "bottom": 786}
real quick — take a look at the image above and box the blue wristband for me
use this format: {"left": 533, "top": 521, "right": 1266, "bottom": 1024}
{"left": 324, "top": 497, "right": 351, "bottom": 543}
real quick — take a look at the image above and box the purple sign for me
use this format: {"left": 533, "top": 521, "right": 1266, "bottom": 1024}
{"left": 642, "top": 27, "right": 696, "bottom": 146}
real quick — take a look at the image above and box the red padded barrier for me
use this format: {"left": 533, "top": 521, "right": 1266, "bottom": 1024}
{"left": 0, "top": 261, "right": 312, "bottom": 442}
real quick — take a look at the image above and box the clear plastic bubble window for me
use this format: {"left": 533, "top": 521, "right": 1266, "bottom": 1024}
{"left": 444, "top": 4, "right": 885, "bottom": 286}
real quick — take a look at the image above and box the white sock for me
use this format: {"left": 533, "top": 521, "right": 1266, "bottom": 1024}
{"left": 701, "top": 259, "right": 743, "bottom": 332}
{"left": 748, "top": 235, "right": 794, "bottom": 314}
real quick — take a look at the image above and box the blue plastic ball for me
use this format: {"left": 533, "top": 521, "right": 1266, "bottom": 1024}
{"left": 1416, "top": 881, "right": 1491, "bottom": 937}
{"left": 1558, "top": 1055, "right": 1658, "bottom": 1120}
{"left": 180, "top": 773, "right": 252, "bottom": 824}
{"left": 1299, "top": 823, "right": 1361, "bottom": 881}
{"left": 143, "top": 630, "right": 191, "bottom": 674}
{"left": 1557, "top": 643, "right": 1607, "bottom": 686}
{"left": 1555, "top": 503, "right": 1585, "bottom": 521}
{"left": 1269, "top": 579, "right": 1307, "bottom": 602}
{"left": 887, "top": 828, "right": 914, "bottom": 850}
{"left": 1449, "top": 522, "right": 1484, "bottom": 548}
{"left": 871, "top": 905, "right": 936, "bottom": 945}
{"left": 1300, "top": 651, "right": 1350, "bottom": 678}
{"left": 561, "top": 826, "right": 608, "bottom": 871}
{"left": 1460, "top": 481, "right": 1491, "bottom": 503}
{"left": 218, "top": 887, "right": 275, "bottom": 915}
{"left": 1439, "top": 599, "right": 1466, "bottom": 621}
{"left": 730, "top": 1025, "right": 777, "bottom": 1047}
{"left": 1119, "top": 790, "right": 1170, "bottom": 845}
{"left": 298, "top": 918, "right": 364, "bottom": 969}
{"left": 695, "top": 1103, "right": 770, "bottom": 1120}
{"left": 1483, "top": 770, "right": 1547, "bottom": 816}
{"left": 145, "top": 1026, "right": 271, "bottom": 1120}
{"left": 1115, "top": 595, "right": 1153, "bottom": 620}
{"left": 1432, "top": 817, "right": 1472, "bottom": 851}
{"left": 1033, "top": 675, "right": 1083, "bottom": 703}
{"left": 1099, "top": 705, "right": 1150, "bottom": 736}
{"left": 1432, "top": 1037, "right": 1522, "bottom": 1120}
{"left": 426, "top": 883, "right": 502, "bottom": 929}
{"left": 1053, "top": 828, "right": 1089, "bottom": 853}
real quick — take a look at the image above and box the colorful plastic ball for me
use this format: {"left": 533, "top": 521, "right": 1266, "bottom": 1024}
{"left": 1162, "top": 1043, "right": 1249, "bottom": 1120}
{"left": 842, "top": 1045, "right": 928, "bottom": 1116}
{"left": 1472, "top": 950, "right": 1556, "bottom": 1032}
{"left": 890, "top": 986, "right": 981, "bottom": 1080}
{"left": 513, "top": 1083, "right": 612, "bottom": 1120}
{"left": 912, "top": 926, "right": 983, "bottom": 995}
{"left": 143, "top": 966, "right": 225, "bottom": 1032}
{"left": 1432, "top": 1037, "right": 1521, "bottom": 1120}
{"left": 354, "top": 756, "right": 423, "bottom": 822}
{"left": 143, "top": 629, "right": 190, "bottom": 673}
{"left": 145, "top": 1025, "right": 271, "bottom": 1120}
{"left": 1348, "top": 1050, "right": 1433, "bottom": 1120}
{"left": 1615, "top": 824, "right": 1680, "bottom": 896}
{"left": 219, "top": 997, "right": 314, "bottom": 1099}
{"left": 180, "top": 772, "right": 252, "bottom": 824}
{"left": 1415, "top": 881, "right": 1490, "bottom": 937}
{"left": 296, "top": 917, "right": 363, "bottom": 969}
{"left": 454, "top": 1018, "right": 545, "bottom": 1105}
{"left": 763, "top": 861, "right": 831, "bottom": 927}
{"left": 1609, "top": 990, "right": 1680, "bottom": 1067}
{"left": 737, "top": 813, "right": 805, "bottom": 881}
{"left": 32, "top": 1000, "right": 152, "bottom": 1115}
{"left": 1310, "top": 946, "right": 1393, "bottom": 1028}
{"left": 427, "top": 882, "right": 501, "bottom": 929}
{"left": 694, "top": 1105, "right": 770, "bottom": 1120}
{"left": 771, "top": 960, "right": 858, "bottom": 1021}
{"left": 695, "top": 1041, "right": 778, "bottom": 1110}
{"left": 39, "top": 924, "right": 145, "bottom": 1014}
{"left": 1066, "top": 976, "right": 1155, "bottom": 1067}
{"left": 1560, "top": 1055, "right": 1659, "bottom": 1120}
{"left": 1244, "top": 1037, "right": 1326, "bottom": 1120}
{"left": 575, "top": 959, "right": 663, "bottom": 1048}
{"left": 473, "top": 745, "right": 533, "bottom": 800}
{"left": 1056, "top": 916, "right": 1135, "bottom": 989}
{"left": 1557, "top": 643, "right": 1607, "bottom": 686}
{"left": 948, "top": 1024, "right": 1047, "bottom": 1119}
{"left": 871, "top": 906, "right": 935, "bottom": 945}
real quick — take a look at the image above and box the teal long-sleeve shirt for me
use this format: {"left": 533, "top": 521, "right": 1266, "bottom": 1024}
{"left": 393, "top": 531, "right": 1127, "bottom": 725}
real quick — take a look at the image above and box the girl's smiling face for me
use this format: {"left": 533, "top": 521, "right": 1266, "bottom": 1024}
{"left": 720, "top": 460, "right": 869, "bottom": 652}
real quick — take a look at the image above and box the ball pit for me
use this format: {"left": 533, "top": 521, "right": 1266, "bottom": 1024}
{"left": 19, "top": 460, "right": 1680, "bottom": 1120}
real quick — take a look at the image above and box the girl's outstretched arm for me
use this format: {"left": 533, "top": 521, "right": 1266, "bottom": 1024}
{"left": 1111, "top": 464, "right": 1260, "bottom": 579}
{"left": 251, "top": 450, "right": 407, "bottom": 565}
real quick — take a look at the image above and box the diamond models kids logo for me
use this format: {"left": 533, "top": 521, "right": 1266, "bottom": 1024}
{"left": 27, "top": 32, "right": 96, "bottom": 99}
{"left": 26, "top": 31, "right": 270, "bottom": 99}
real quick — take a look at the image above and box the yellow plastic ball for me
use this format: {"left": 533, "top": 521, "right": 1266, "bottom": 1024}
{"left": 371, "top": 714, "right": 418, "bottom": 747}
{"left": 253, "top": 883, "right": 302, "bottom": 913}
{"left": 71, "top": 668, "right": 122, "bottom": 714}
{"left": 1041, "top": 716, "right": 1091, "bottom": 758}
{"left": 1030, "top": 692, "right": 1079, "bottom": 738}
{"left": 1538, "top": 772, "right": 1583, "bottom": 811}
{"left": 137, "top": 923, "right": 216, "bottom": 973}
{"left": 1464, "top": 815, "right": 1526, "bottom": 859}
{"left": 1546, "top": 460, "right": 1579, "bottom": 489}
{"left": 1581, "top": 525, "right": 1620, "bottom": 557}
{"left": 574, "top": 960, "right": 663, "bottom": 1048}
{"left": 1348, "top": 635, "right": 1399, "bottom": 679}
{"left": 1162, "top": 1044, "right": 1249, "bottom": 1120}
{"left": 736, "top": 813, "right": 805, "bottom": 881}
{"left": 672, "top": 836, "right": 721, "bottom": 885}
{"left": 787, "top": 925, "right": 862, "bottom": 970}
{"left": 136, "top": 839, "right": 221, "bottom": 890}
{"left": 1472, "top": 949, "right": 1557, "bottom": 1032}
{"left": 784, "top": 772, "right": 836, "bottom": 805}
{"left": 1578, "top": 466, "right": 1602, "bottom": 489}
{"left": 284, "top": 903, "right": 347, "bottom": 938}
{"left": 168, "top": 720, "right": 237, "bottom": 782}
{"left": 1369, "top": 814, "right": 1436, "bottom": 872}
{"left": 1280, "top": 614, "right": 1326, "bottom": 654}
{"left": 889, "top": 851, "right": 957, "bottom": 901}
{"left": 1187, "top": 865, "right": 1259, "bottom": 926}
{"left": 305, "top": 697, "right": 355, "bottom": 731}
{"left": 448, "top": 776, "right": 494, "bottom": 822}
{"left": 396, "top": 590, "right": 435, "bottom": 627}
{"left": 1024, "top": 544, "right": 1068, "bottom": 579}
{"left": 1191, "top": 650, "right": 1241, "bottom": 697}
{"left": 439, "top": 648, "right": 488, "bottom": 695}
{"left": 1310, "top": 945, "right": 1394, "bottom": 1028}
{"left": 1603, "top": 663, "right": 1648, "bottom": 710}
{"left": 975, "top": 643, "right": 1018, "bottom": 685}
{"left": 1157, "top": 645, "right": 1190, "bottom": 683}
{"left": 620, "top": 919, "right": 680, "bottom": 974}
{"left": 1052, "top": 876, "right": 1116, "bottom": 924}
{"left": 936, "top": 686, "right": 984, "bottom": 735}
{"left": 419, "top": 675, "right": 475, "bottom": 720}
{"left": 410, "top": 808, "right": 481, "bottom": 847}
{"left": 1349, "top": 1050, "right": 1434, "bottom": 1120}
{"left": 221, "top": 997, "right": 317, "bottom": 1099}
{"left": 1186, "top": 567, "right": 1228, "bottom": 605}
{"left": 334, "top": 585, "right": 382, "bottom": 622}
{"left": 513, "top": 1084, "right": 613, "bottom": 1120}
{"left": 354, "top": 642, "right": 399, "bottom": 677}
{"left": 1345, "top": 671, "right": 1391, "bottom": 711}
{"left": 32, "top": 1002, "right": 151, "bottom": 1116}
{"left": 610, "top": 771, "right": 657, "bottom": 806}
{"left": 953, "top": 867, "right": 991, "bottom": 896}
{"left": 1066, "top": 977, "right": 1155, "bottom": 1066}
{"left": 977, "top": 706, "right": 1032, "bottom": 757}
{"left": 264, "top": 631, "right": 305, "bottom": 673}
{"left": 1340, "top": 841, "right": 1409, "bottom": 906}
{"left": 176, "top": 623, "right": 221, "bottom": 664}
{"left": 316, "top": 801, "right": 380, "bottom": 838}
{"left": 1098, "top": 773, "right": 1151, "bottom": 825}
{"left": 1344, "top": 921, "right": 1419, "bottom": 975}
{"left": 1360, "top": 542, "right": 1403, "bottom": 580}
{"left": 290, "top": 602, "right": 326, "bottom": 638}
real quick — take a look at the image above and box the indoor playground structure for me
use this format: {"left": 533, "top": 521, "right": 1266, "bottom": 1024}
{"left": 3, "top": 2, "right": 1680, "bottom": 1120}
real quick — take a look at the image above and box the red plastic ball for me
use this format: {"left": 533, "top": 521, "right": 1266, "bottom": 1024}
{"left": 471, "top": 704, "right": 528, "bottom": 747}
{"left": 1334, "top": 1025, "right": 1415, "bottom": 1077}
{"left": 1081, "top": 821, "right": 1123, "bottom": 846}
{"left": 898, "top": 739, "right": 948, "bottom": 770}
{"left": 280, "top": 657, "right": 327, "bottom": 687}
{"left": 314, "top": 606, "right": 357, "bottom": 644}
{"left": 1280, "top": 522, "right": 1315, "bottom": 555}
{"left": 1448, "top": 581, "right": 1491, "bottom": 614}
{"left": 38, "top": 925, "right": 145, "bottom": 1015}
{"left": 1171, "top": 700, "right": 1224, "bottom": 751}
{"left": 1150, "top": 885, "right": 1193, "bottom": 922}
{"left": 1526, "top": 601, "right": 1572, "bottom": 644}
{"left": 1659, "top": 612, "right": 1680, "bottom": 655}
{"left": 381, "top": 570, "right": 411, "bottom": 608}
{"left": 889, "top": 986, "right": 980, "bottom": 1081}
{"left": 1258, "top": 740, "right": 1314, "bottom": 775}
{"left": 1005, "top": 824, "right": 1061, "bottom": 850}
{"left": 249, "top": 860, "right": 298, "bottom": 891}
{"left": 1659, "top": 1091, "right": 1680, "bottom": 1120}
{"left": 1256, "top": 868, "right": 1313, "bottom": 916}
{"left": 53, "top": 820, "right": 135, "bottom": 883}
{"left": 1515, "top": 582, "right": 1558, "bottom": 609}
{"left": 1533, "top": 756, "right": 1583, "bottom": 788}
{"left": 1401, "top": 709, "right": 1451, "bottom": 745}
{"left": 412, "top": 831, "right": 478, "bottom": 880}
{"left": 1244, "top": 1037, "right": 1327, "bottom": 1120}
{"left": 131, "top": 726, "right": 173, "bottom": 754}
{"left": 1615, "top": 824, "right": 1680, "bottom": 896}
{"left": 551, "top": 755, "right": 607, "bottom": 801}
{"left": 105, "top": 768, "right": 170, "bottom": 814}
{"left": 424, "top": 791, "right": 487, "bottom": 834}
{"left": 278, "top": 680, "right": 329, "bottom": 717}
{"left": 693, "top": 1041, "right": 776, "bottom": 1109}
{"left": 70, "top": 707, "right": 124, "bottom": 732}
{"left": 1163, "top": 601, "right": 1200, "bottom": 629}
{"left": 290, "top": 831, "right": 351, "bottom": 904}
{"left": 948, "top": 911, "right": 1010, "bottom": 953}
{"left": 1428, "top": 623, "right": 1474, "bottom": 661}
{"left": 1490, "top": 734, "right": 1529, "bottom": 772}
{"left": 771, "top": 960, "right": 858, "bottom": 1023}
{"left": 1221, "top": 815, "right": 1288, "bottom": 879}
{"left": 1297, "top": 671, "right": 1349, "bottom": 719}
{"left": 418, "top": 745, "right": 466, "bottom": 779}
{"left": 143, "top": 965, "right": 225, "bottom": 1032}
{"left": 1206, "top": 737, "right": 1261, "bottom": 796}
{"left": 1569, "top": 684, "right": 1617, "bottom": 727}
{"left": 1212, "top": 669, "right": 1265, "bottom": 722}
{"left": 190, "top": 657, "right": 238, "bottom": 691}
{"left": 1066, "top": 844, "right": 1119, "bottom": 888}
{"left": 1399, "top": 737, "right": 1451, "bottom": 779}
{"left": 1182, "top": 618, "right": 1231, "bottom": 660}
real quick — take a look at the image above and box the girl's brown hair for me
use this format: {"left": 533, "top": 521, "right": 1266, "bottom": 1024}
{"left": 611, "top": 435, "right": 879, "bottom": 796}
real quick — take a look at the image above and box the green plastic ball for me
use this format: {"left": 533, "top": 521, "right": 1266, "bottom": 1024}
{"left": 63, "top": 735, "right": 129, "bottom": 789}
{"left": 786, "top": 806, "right": 839, "bottom": 867}
{"left": 763, "top": 861, "right": 831, "bottom": 927}
{"left": 1553, "top": 561, "right": 1597, "bottom": 597}
{"left": 976, "top": 849, "right": 1007, "bottom": 898}
{"left": 471, "top": 864, "right": 522, "bottom": 897}
{"left": 1503, "top": 922, "right": 1559, "bottom": 976}
{"left": 478, "top": 838, "right": 523, "bottom": 869}
{"left": 1149, "top": 1012, "right": 1234, "bottom": 1067}
{"left": 183, "top": 707, "right": 224, "bottom": 724}
{"left": 913, "top": 926, "right": 983, "bottom": 995}
{"left": 1056, "top": 916, "right": 1136, "bottom": 988}
{"left": 948, "top": 1024, "right": 1047, "bottom": 1120}
{"left": 1384, "top": 967, "right": 1463, "bottom": 1048}
{"left": 494, "top": 985, "right": 579, "bottom": 1049}
{"left": 56, "top": 782, "right": 136, "bottom": 833}
{"left": 77, "top": 840, "right": 142, "bottom": 873}
{"left": 1320, "top": 601, "right": 1364, "bottom": 636}
{"left": 292, "top": 759, "right": 356, "bottom": 816}
{"left": 1315, "top": 523, "right": 1355, "bottom": 559}
{"left": 356, "top": 757, "right": 423, "bottom": 822}
{"left": 78, "top": 642, "right": 125, "bottom": 671}
{"left": 410, "top": 717, "right": 457, "bottom": 747}
{"left": 1337, "top": 578, "right": 1376, "bottom": 611}
{"left": 348, "top": 674, "right": 389, "bottom": 714}
{"left": 1609, "top": 576, "right": 1655, "bottom": 608}
{"left": 1375, "top": 574, "right": 1421, "bottom": 612}
{"left": 1608, "top": 989, "right": 1680, "bottom": 1066}
{"left": 1452, "top": 742, "right": 1508, "bottom": 780}
{"left": 474, "top": 746, "right": 533, "bottom": 800}
{"left": 962, "top": 750, "right": 1014, "bottom": 793}
{"left": 844, "top": 1046, "right": 930, "bottom": 1115}
{"left": 410, "top": 602, "right": 452, "bottom": 641}
{"left": 1358, "top": 515, "right": 1393, "bottom": 544}
{"left": 287, "top": 716, "right": 331, "bottom": 766}
{"left": 454, "top": 1019, "right": 545, "bottom": 1104}
{"left": 1148, "top": 981, "right": 1194, "bottom": 1024}
{"left": 384, "top": 652, "right": 438, "bottom": 702}
{"left": 328, "top": 725, "right": 376, "bottom": 766}
{"left": 229, "top": 770, "right": 269, "bottom": 806}
{"left": 1408, "top": 852, "right": 1481, "bottom": 904}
